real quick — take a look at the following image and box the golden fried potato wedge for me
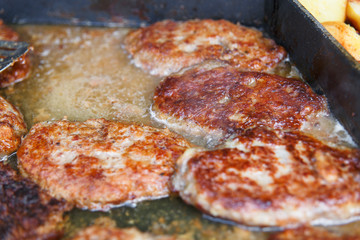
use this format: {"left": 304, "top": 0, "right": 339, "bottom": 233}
{"left": 299, "top": 0, "right": 347, "bottom": 23}
{"left": 323, "top": 21, "right": 360, "bottom": 61}
{"left": 347, "top": 0, "right": 360, "bottom": 31}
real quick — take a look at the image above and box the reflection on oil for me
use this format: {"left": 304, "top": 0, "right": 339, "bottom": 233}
{"left": 4, "top": 25, "right": 161, "bottom": 128}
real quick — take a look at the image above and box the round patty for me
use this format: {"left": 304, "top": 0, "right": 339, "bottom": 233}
{"left": 0, "top": 20, "right": 31, "bottom": 88}
{"left": 269, "top": 226, "right": 360, "bottom": 240}
{"left": 172, "top": 127, "right": 360, "bottom": 227}
{"left": 71, "top": 226, "right": 174, "bottom": 240}
{"left": 152, "top": 61, "right": 328, "bottom": 147}
{"left": 0, "top": 162, "right": 70, "bottom": 240}
{"left": 124, "top": 19, "right": 286, "bottom": 76}
{"left": 17, "top": 118, "right": 190, "bottom": 210}
{"left": 0, "top": 96, "right": 27, "bottom": 157}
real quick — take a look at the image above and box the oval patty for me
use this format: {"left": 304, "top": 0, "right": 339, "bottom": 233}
{"left": 17, "top": 118, "right": 190, "bottom": 210}
{"left": 152, "top": 61, "right": 328, "bottom": 147}
{"left": 71, "top": 226, "right": 174, "bottom": 240}
{"left": 124, "top": 19, "right": 286, "bottom": 76}
{"left": 0, "top": 162, "right": 70, "bottom": 240}
{"left": 0, "top": 96, "right": 27, "bottom": 157}
{"left": 172, "top": 127, "right": 360, "bottom": 227}
{"left": 0, "top": 20, "right": 31, "bottom": 88}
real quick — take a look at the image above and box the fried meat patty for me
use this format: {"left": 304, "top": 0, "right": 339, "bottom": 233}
{"left": 0, "top": 20, "right": 30, "bottom": 88}
{"left": 152, "top": 61, "right": 328, "bottom": 147}
{"left": 71, "top": 226, "right": 174, "bottom": 240}
{"left": 17, "top": 118, "right": 190, "bottom": 210}
{"left": 269, "top": 226, "right": 360, "bottom": 240}
{"left": 172, "top": 127, "right": 360, "bottom": 227}
{"left": 0, "top": 162, "right": 70, "bottom": 240}
{"left": 124, "top": 19, "right": 286, "bottom": 76}
{"left": 0, "top": 96, "right": 27, "bottom": 157}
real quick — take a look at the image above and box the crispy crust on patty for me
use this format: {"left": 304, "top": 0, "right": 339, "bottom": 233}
{"left": 0, "top": 96, "right": 27, "bottom": 157}
{"left": 172, "top": 127, "right": 360, "bottom": 227}
{"left": 17, "top": 119, "right": 190, "bottom": 210}
{"left": 124, "top": 19, "right": 286, "bottom": 76}
{"left": 269, "top": 226, "right": 360, "bottom": 240}
{"left": 0, "top": 162, "right": 70, "bottom": 240}
{"left": 152, "top": 61, "right": 328, "bottom": 147}
{"left": 71, "top": 225, "right": 175, "bottom": 240}
{"left": 0, "top": 20, "right": 31, "bottom": 88}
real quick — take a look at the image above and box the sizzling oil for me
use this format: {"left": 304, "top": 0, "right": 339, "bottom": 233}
{"left": 3, "top": 25, "right": 161, "bottom": 128}
{"left": 3, "top": 25, "right": 359, "bottom": 239}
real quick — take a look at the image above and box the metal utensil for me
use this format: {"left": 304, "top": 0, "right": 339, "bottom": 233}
{"left": 0, "top": 40, "right": 29, "bottom": 72}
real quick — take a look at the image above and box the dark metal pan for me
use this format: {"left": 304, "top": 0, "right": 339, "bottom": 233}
{"left": 267, "top": 0, "right": 360, "bottom": 146}
{"left": 1, "top": 0, "right": 360, "bottom": 238}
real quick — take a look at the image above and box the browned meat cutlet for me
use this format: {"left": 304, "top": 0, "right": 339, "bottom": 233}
{"left": 269, "top": 226, "right": 360, "bottom": 240}
{"left": 0, "top": 162, "right": 70, "bottom": 240}
{"left": 124, "top": 19, "right": 286, "bottom": 76}
{"left": 0, "top": 20, "right": 31, "bottom": 88}
{"left": 17, "top": 118, "right": 190, "bottom": 210}
{"left": 71, "top": 225, "right": 175, "bottom": 240}
{"left": 151, "top": 61, "right": 328, "bottom": 147}
{"left": 172, "top": 127, "right": 360, "bottom": 227}
{"left": 0, "top": 95, "right": 27, "bottom": 157}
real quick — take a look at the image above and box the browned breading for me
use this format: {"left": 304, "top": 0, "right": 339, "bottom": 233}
{"left": 0, "top": 20, "right": 31, "bottom": 88}
{"left": 17, "top": 118, "right": 190, "bottom": 210}
{"left": 152, "top": 61, "right": 328, "bottom": 147}
{"left": 124, "top": 19, "right": 286, "bottom": 76}
{"left": 0, "top": 162, "right": 70, "bottom": 240}
{"left": 0, "top": 96, "right": 27, "bottom": 157}
{"left": 71, "top": 225, "right": 175, "bottom": 240}
{"left": 172, "top": 127, "right": 360, "bottom": 227}
{"left": 269, "top": 226, "right": 360, "bottom": 240}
